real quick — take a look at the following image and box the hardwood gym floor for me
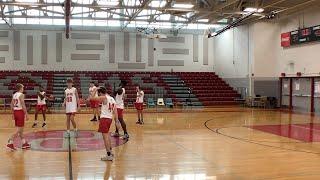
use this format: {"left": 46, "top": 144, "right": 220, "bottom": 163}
{"left": 1, "top": 107, "right": 320, "bottom": 180}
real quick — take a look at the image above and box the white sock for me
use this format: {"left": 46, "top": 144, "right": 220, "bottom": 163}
{"left": 67, "top": 130, "right": 70, "bottom": 133}
{"left": 22, "top": 139, "right": 26, "bottom": 144}
{"left": 8, "top": 139, "right": 13, "bottom": 144}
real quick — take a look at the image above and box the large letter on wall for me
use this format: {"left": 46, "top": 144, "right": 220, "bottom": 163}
{"left": 124, "top": 32, "right": 129, "bottom": 61}
{"left": 42, "top": 35, "right": 48, "bottom": 64}
{"left": 136, "top": 34, "right": 141, "bottom": 62}
{"left": 203, "top": 37, "right": 208, "bottom": 65}
{"left": 27, "top": 35, "right": 33, "bottom": 65}
{"left": 56, "top": 33, "right": 62, "bottom": 62}
{"left": 13, "top": 31, "right": 20, "bottom": 60}
{"left": 148, "top": 39, "right": 154, "bottom": 66}
{"left": 193, "top": 35, "right": 198, "bottom": 62}
{"left": 109, "top": 34, "right": 115, "bottom": 63}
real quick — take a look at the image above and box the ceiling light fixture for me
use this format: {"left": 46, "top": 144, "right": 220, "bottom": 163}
{"left": 172, "top": 3, "right": 194, "bottom": 9}
{"left": 244, "top": 7, "right": 264, "bottom": 13}
{"left": 198, "top": 19, "right": 209, "bottom": 22}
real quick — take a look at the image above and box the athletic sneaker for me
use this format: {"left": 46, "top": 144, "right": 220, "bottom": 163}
{"left": 32, "top": 123, "right": 37, "bottom": 128}
{"left": 22, "top": 142, "right": 31, "bottom": 149}
{"left": 111, "top": 132, "right": 120, "bottom": 137}
{"left": 74, "top": 129, "right": 78, "bottom": 138}
{"left": 122, "top": 134, "right": 130, "bottom": 140}
{"left": 6, "top": 143, "right": 16, "bottom": 151}
{"left": 101, "top": 154, "right": 114, "bottom": 161}
{"left": 42, "top": 123, "right": 47, "bottom": 128}
{"left": 64, "top": 131, "right": 70, "bottom": 138}
{"left": 90, "top": 117, "right": 97, "bottom": 122}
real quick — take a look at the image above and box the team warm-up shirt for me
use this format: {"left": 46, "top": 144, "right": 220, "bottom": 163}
{"left": 37, "top": 91, "right": 46, "bottom": 105}
{"left": 65, "top": 87, "right": 77, "bottom": 113}
{"left": 115, "top": 88, "right": 125, "bottom": 109}
{"left": 136, "top": 90, "right": 144, "bottom": 103}
{"left": 12, "top": 92, "right": 23, "bottom": 110}
{"left": 89, "top": 86, "right": 98, "bottom": 98}
{"left": 100, "top": 95, "right": 116, "bottom": 119}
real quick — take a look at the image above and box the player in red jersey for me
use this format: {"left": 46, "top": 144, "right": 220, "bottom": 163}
{"left": 7, "top": 83, "right": 31, "bottom": 151}
{"left": 32, "top": 86, "right": 48, "bottom": 128}
{"left": 88, "top": 86, "right": 118, "bottom": 161}
{"left": 135, "top": 85, "right": 144, "bottom": 125}
{"left": 89, "top": 81, "right": 100, "bottom": 122}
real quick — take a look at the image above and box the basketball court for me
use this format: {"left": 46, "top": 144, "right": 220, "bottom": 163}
{"left": 1, "top": 0, "right": 320, "bottom": 179}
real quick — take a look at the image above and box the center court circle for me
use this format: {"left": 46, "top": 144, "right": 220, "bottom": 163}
{"left": 12, "top": 130, "right": 127, "bottom": 152}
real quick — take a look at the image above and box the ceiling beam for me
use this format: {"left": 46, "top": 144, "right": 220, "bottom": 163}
{"left": 193, "top": 0, "right": 240, "bottom": 21}
{"left": 240, "top": 0, "right": 320, "bottom": 26}
{"left": 2, "top": 14, "right": 228, "bottom": 25}
{"left": 65, "top": 0, "right": 71, "bottom": 39}
{"left": 121, "top": 0, "right": 153, "bottom": 29}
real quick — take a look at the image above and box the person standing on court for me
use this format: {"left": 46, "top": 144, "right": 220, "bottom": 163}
{"left": 7, "top": 83, "right": 31, "bottom": 150}
{"left": 63, "top": 78, "right": 80, "bottom": 137}
{"left": 135, "top": 85, "right": 144, "bottom": 125}
{"left": 88, "top": 86, "right": 117, "bottom": 161}
{"left": 88, "top": 81, "right": 99, "bottom": 122}
{"left": 112, "top": 81, "right": 129, "bottom": 139}
{"left": 32, "top": 86, "right": 48, "bottom": 128}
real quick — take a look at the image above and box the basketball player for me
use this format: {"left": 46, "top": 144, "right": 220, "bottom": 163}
{"left": 89, "top": 81, "right": 100, "bottom": 122}
{"left": 63, "top": 78, "right": 80, "bottom": 137}
{"left": 32, "top": 86, "right": 48, "bottom": 128}
{"left": 112, "top": 83, "right": 129, "bottom": 139}
{"left": 88, "top": 86, "right": 117, "bottom": 161}
{"left": 135, "top": 85, "right": 144, "bottom": 125}
{"left": 7, "top": 83, "right": 31, "bottom": 150}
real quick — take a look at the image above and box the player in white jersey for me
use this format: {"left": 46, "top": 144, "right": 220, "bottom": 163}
{"left": 135, "top": 85, "right": 144, "bottom": 125}
{"left": 63, "top": 78, "right": 80, "bottom": 137}
{"left": 112, "top": 82, "right": 129, "bottom": 139}
{"left": 89, "top": 81, "right": 100, "bottom": 122}
{"left": 88, "top": 86, "right": 118, "bottom": 161}
{"left": 32, "top": 86, "right": 48, "bottom": 128}
{"left": 7, "top": 83, "right": 31, "bottom": 151}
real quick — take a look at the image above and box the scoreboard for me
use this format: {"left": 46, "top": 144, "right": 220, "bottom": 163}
{"left": 281, "top": 25, "right": 320, "bottom": 47}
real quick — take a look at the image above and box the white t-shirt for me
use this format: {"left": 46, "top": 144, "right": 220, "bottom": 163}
{"left": 12, "top": 92, "right": 23, "bottom": 110}
{"left": 100, "top": 95, "right": 116, "bottom": 119}
{"left": 65, "top": 87, "right": 77, "bottom": 113}
{"left": 89, "top": 86, "right": 98, "bottom": 98}
{"left": 136, "top": 90, "right": 144, "bottom": 103}
{"left": 115, "top": 88, "right": 125, "bottom": 109}
{"left": 37, "top": 91, "right": 46, "bottom": 105}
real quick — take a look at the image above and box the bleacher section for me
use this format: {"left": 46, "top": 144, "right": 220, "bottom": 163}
{"left": 0, "top": 71, "right": 240, "bottom": 106}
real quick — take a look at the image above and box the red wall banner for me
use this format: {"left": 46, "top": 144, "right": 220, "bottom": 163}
{"left": 281, "top": 32, "right": 291, "bottom": 47}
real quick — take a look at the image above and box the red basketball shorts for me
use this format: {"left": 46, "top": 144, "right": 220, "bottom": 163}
{"left": 14, "top": 110, "right": 25, "bottom": 127}
{"left": 89, "top": 99, "right": 99, "bottom": 108}
{"left": 98, "top": 118, "right": 112, "bottom": 133}
{"left": 117, "top": 108, "right": 124, "bottom": 119}
{"left": 66, "top": 112, "right": 76, "bottom": 116}
{"left": 36, "top": 104, "right": 47, "bottom": 111}
{"left": 134, "top": 102, "right": 143, "bottom": 111}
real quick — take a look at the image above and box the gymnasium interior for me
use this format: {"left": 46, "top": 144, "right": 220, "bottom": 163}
{"left": 1, "top": 0, "right": 320, "bottom": 179}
